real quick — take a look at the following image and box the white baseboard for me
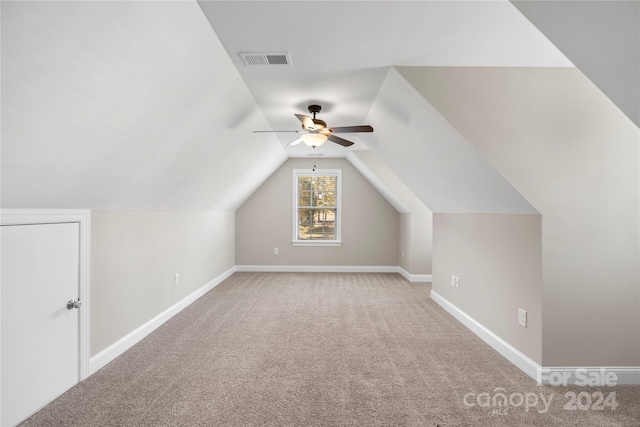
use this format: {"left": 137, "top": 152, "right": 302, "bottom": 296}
{"left": 430, "top": 290, "right": 541, "bottom": 381}
{"left": 89, "top": 266, "right": 236, "bottom": 376}
{"left": 236, "top": 265, "right": 431, "bottom": 282}
{"left": 235, "top": 265, "right": 397, "bottom": 273}
{"left": 398, "top": 267, "right": 432, "bottom": 283}
{"left": 430, "top": 290, "right": 640, "bottom": 385}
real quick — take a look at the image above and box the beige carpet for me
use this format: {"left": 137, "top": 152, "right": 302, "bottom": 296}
{"left": 21, "top": 272, "right": 640, "bottom": 426}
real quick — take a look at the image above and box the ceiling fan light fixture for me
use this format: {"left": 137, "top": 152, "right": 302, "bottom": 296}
{"left": 252, "top": 104, "right": 371, "bottom": 148}
{"left": 301, "top": 133, "right": 328, "bottom": 148}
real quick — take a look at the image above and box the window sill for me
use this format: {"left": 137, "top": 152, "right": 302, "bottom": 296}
{"left": 292, "top": 241, "right": 342, "bottom": 247}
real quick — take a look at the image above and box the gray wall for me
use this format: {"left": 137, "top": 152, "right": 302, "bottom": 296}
{"left": 90, "top": 211, "right": 235, "bottom": 355}
{"left": 433, "top": 213, "right": 543, "bottom": 364}
{"left": 399, "top": 213, "right": 411, "bottom": 272}
{"left": 399, "top": 211, "right": 433, "bottom": 275}
{"left": 349, "top": 151, "right": 432, "bottom": 275}
{"left": 512, "top": 0, "right": 640, "bottom": 127}
{"left": 236, "top": 158, "right": 399, "bottom": 267}
{"left": 401, "top": 66, "right": 639, "bottom": 366}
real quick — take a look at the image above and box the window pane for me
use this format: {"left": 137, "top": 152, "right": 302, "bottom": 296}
{"left": 298, "top": 178, "right": 309, "bottom": 205}
{"left": 298, "top": 208, "right": 335, "bottom": 240}
{"left": 316, "top": 209, "right": 335, "bottom": 240}
{"left": 323, "top": 191, "right": 335, "bottom": 207}
{"left": 299, "top": 191, "right": 311, "bottom": 207}
{"left": 298, "top": 178, "right": 311, "bottom": 206}
{"left": 298, "top": 209, "right": 312, "bottom": 240}
{"left": 298, "top": 177, "right": 338, "bottom": 208}
{"left": 298, "top": 177, "right": 312, "bottom": 191}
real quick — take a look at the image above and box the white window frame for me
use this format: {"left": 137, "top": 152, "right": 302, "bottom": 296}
{"left": 292, "top": 169, "right": 342, "bottom": 246}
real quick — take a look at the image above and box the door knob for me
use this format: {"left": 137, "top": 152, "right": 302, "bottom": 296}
{"left": 66, "top": 299, "right": 81, "bottom": 310}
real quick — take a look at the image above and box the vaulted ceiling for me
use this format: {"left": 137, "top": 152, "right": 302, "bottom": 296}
{"left": 200, "top": 0, "right": 571, "bottom": 156}
{"left": 1, "top": 1, "right": 637, "bottom": 214}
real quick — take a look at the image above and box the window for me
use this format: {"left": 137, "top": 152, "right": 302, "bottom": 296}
{"left": 293, "top": 169, "right": 341, "bottom": 246}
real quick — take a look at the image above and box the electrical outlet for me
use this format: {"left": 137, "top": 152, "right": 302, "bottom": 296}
{"left": 451, "top": 275, "right": 460, "bottom": 288}
{"left": 274, "top": 248, "right": 279, "bottom": 255}
{"left": 175, "top": 273, "right": 180, "bottom": 285}
{"left": 401, "top": 250, "right": 405, "bottom": 258}
{"left": 518, "top": 309, "right": 527, "bottom": 327}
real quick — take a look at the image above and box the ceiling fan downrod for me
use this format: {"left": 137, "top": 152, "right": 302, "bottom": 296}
{"left": 308, "top": 104, "right": 322, "bottom": 119}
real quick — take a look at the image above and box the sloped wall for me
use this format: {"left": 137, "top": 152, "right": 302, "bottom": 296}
{"left": 236, "top": 158, "right": 399, "bottom": 267}
{"left": 400, "top": 66, "right": 639, "bottom": 366}
{"left": 361, "top": 68, "right": 537, "bottom": 215}
{"left": 1, "top": 1, "right": 286, "bottom": 211}
{"left": 512, "top": 0, "right": 640, "bottom": 127}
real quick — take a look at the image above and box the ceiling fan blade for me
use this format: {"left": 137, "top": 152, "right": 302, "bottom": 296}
{"left": 328, "top": 125, "right": 373, "bottom": 134}
{"left": 252, "top": 130, "right": 305, "bottom": 133}
{"left": 295, "top": 114, "right": 316, "bottom": 130}
{"left": 327, "top": 134, "right": 354, "bottom": 147}
{"left": 287, "top": 137, "right": 303, "bottom": 146}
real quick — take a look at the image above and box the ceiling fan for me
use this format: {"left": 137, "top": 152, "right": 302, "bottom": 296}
{"left": 253, "top": 105, "right": 373, "bottom": 148}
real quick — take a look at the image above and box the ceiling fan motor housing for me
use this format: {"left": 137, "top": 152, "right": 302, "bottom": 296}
{"left": 308, "top": 104, "right": 322, "bottom": 115}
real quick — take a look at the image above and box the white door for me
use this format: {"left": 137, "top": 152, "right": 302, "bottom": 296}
{"left": 1, "top": 222, "right": 80, "bottom": 426}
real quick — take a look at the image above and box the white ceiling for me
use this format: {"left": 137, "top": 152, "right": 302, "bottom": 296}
{"left": 1, "top": 1, "right": 287, "bottom": 211}
{"left": 3, "top": 1, "right": 633, "bottom": 215}
{"left": 199, "top": 0, "right": 572, "bottom": 156}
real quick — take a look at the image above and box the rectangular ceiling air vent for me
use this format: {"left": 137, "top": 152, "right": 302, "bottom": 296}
{"left": 240, "top": 52, "right": 292, "bottom": 67}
